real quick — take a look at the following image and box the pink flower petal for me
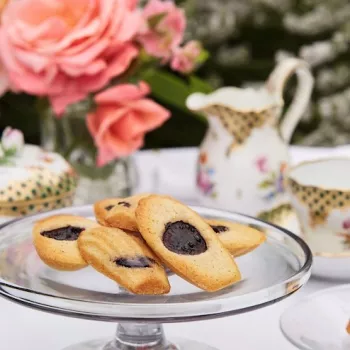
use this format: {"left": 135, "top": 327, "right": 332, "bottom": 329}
{"left": 57, "top": 38, "right": 110, "bottom": 72}
{"left": 103, "top": 43, "right": 139, "bottom": 80}
{"left": 103, "top": 130, "right": 143, "bottom": 158}
{"left": 95, "top": 107, "right": 129, "bottom": 144}
{"left": 95, "top": 81, "right": 150, "bottom": 104}
{"left": 138, "top": 0, "right": 186, "bottom": 59}
{"left": 112, "top": 99, "right": 170, "bottom": 141}
{"left": 16, "top": 17, "right": 69, "bottom": 45}
{"left": 96, "top": 129, "right": 143, "bottom": 167}
{"left": 115, "top": 10, "right": 142, "bottom": 43}
{"left": 49, "top": 83, "right": 87, "bottom": 116}
{"left": 14, "top": 48, "right": 50, "bottom": 73}
{"left": 77, "top": 44, "right": 139, "bottom": 94}
{"left": 127, "top": 0, "right": 139, "bottom": 10}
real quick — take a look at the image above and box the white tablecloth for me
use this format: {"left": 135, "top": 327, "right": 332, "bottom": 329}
{"left": 2, "top": 145, "right": 350, "bottom": 350}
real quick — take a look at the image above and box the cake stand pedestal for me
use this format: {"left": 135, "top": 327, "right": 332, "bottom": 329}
{"left": 65, "top": 324, "right": 215, "bottom": 350}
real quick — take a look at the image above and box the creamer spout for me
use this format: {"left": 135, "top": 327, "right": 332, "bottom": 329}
{"left": 186, "top": 93, "right": 208, "bottom": 112}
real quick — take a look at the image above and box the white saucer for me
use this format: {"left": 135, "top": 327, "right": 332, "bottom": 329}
{"left": 280, "top": 284, "right": 350, "bottom": 350}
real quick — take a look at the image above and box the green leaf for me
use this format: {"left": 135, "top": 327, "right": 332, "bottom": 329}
{"left": 4, "top": 148, "right": 17, "bottom": 157}
{"left": 141, "top": 68, "right": 191, "bottom": 110}
{"left": 189, "top": 76, "right": 213, "bottom": 94}
{"left": 196, "top": 49, "right": 210, "bottom": 65}
{"left": 258, "top": 180, "right": 273, "bottom": 189}
{"left": 140, "top": 68, "right": 207, "bottom": 123}
{"left": 148, "top": 13, "right": 166, "bottom": 29}
{"left": 0, "top": 158, "right": 13, "bottom": 166}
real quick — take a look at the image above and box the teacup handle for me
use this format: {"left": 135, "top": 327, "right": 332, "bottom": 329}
{"left": 266, "top": 57, "right": 314, "bottom": 144}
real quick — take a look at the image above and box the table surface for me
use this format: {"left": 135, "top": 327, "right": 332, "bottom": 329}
{"left": 2, "top": 145, "right": 350, "bottom": 350}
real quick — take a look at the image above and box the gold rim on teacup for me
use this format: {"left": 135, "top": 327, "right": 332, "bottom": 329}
{"left": 287, "top": 156, "right": 350, "bottom": 191}
{"left": 314, "top": 251, "right": 350, "bottom": 258}
{"left": 286, "top": 157, "right": 350, "bottom": 258}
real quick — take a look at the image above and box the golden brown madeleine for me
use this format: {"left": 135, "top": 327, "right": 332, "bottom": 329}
{"left": 94, "top": 198, "right": 124, "bottom": 226}
{"left": 104, "top": 193, "right": 151, "bottom": 231}
{"left": 136, "top": 195, "right": 241, "bottom": 292}
{"left": 206, "top": 219, "right": 266, "bottom": 257}
{"left": 78, "top": 226, "right": 170, "bottom": 295}
{"left": 33, "top": 215, "right": 99, "bottom": 271}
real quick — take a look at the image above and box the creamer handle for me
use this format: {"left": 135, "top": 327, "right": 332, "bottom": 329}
{"left": 266, "top": 58, "right": 314, "bottom": 144}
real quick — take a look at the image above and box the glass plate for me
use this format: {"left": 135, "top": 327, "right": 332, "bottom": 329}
{"left": 280, "top": 284, "right": 350, "bottom": 350}
{"left": 0, "top": 205, "right": 312, "bottom": 349}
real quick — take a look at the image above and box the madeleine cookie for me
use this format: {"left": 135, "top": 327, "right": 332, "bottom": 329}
{"left": 78, "top": 226, "right": 170, "bottom": 295}
{"left": 136, "top": 195, "right": 241, "bottom": 292}
{"left": 33, "top": 215, "right": 99, "bottom": 271}
{"left": 94, "top": 198, "right": 125, "bottom": 226}
{"left": 104, "top": 193, "right": 151, "bottom": 231}
{"left": 206, "top": 219, "right": 266, "bottom": 257}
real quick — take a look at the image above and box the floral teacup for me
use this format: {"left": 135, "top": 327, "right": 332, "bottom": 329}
{"left": 286, "top": 158, "right": 350, "bottom": 279}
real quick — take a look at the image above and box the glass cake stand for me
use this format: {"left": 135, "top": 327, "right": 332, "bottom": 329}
{"left": 280, "top": 284, "right": 350, "bottom": 350}
{"left": 0, "top": 205, "right": 312, "bottom": 350}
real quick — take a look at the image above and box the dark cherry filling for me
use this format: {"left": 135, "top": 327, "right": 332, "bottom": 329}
{"left": 162, "top": 221, "right": 207, "bottom": 255}
{"left": 115, "top": 256, "right": 156, "bottom": 268}
{"left": 41, "top": 226, "right": 84, "bottom": 241}
{"left": 118, "top": 201, "right": 131, "bottom": 208}
{"left": 105, "top": 205, "right": 115, "bottom": 211}
{"left": 211, "top": 225, "right": 229, "bottom": 234}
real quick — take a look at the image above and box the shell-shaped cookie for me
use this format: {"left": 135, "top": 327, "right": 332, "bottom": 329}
{"left": 206, "top": 219, "right": 266, "bottom": 257}
{"left": 78, "top": 226, "right": 170, "bottom": 295}
{"left": 136, "top": 195, "right": 241, "bottom": 292}
{"left": 102, "top": 193, "right": 151, "bottom": 231}
{"left": 33, "top": 215, "right": 99, "bottom": 271}
{"left": 94, "top": 198, "right": 124, "bottom": 226}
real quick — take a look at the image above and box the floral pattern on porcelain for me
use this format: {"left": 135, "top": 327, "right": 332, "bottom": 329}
{"left": 343, "top": 219, "right": 350, "bottom": 230}
{"left": 197, "top": 152, "right": 216, "bottom": 198}
{"left": 337, "top": 218, "right": 350, "bottom": 249}
{"left": 255, "top": 156, "right": 269, "bottom": 173}
{"left": 337, "top": 233, "right": 350, "bottom": 249}
{"left": 258, "top": 161, "right": 287, "bottom": 202}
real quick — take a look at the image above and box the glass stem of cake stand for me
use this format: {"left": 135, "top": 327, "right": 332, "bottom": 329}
{"left": 102, "top": 287, "right": 174, "bottom": 350}
{"left": 103, "top": 323, "right": 172, "bottom": 350}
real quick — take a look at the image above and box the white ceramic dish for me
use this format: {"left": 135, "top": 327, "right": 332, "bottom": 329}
{"left": 280, "top": 284, "right": 350, "bottom": 350}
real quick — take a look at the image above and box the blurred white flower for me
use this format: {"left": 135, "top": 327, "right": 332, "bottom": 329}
{"left": 1, "top": 127, "right": 24, "bottom": 154}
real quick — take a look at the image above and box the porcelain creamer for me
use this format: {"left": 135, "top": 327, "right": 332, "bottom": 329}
{"left": 186, "top": 58, "right": 314, "bottom": 217}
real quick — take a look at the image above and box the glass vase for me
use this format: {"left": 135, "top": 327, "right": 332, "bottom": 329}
{"left": 38, "top": 99, "right": 137, "bottom": 205}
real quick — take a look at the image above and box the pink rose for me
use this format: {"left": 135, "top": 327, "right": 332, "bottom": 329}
{"left": 0, "top": 59, "right": 8, "bottom": 97}
{"left": 127, "top": 0, "right": 139, "bottom": 10}
{"left": 138, "top": 0, "right": 186, "bottom": 60}
{"left": 171, "top": 40, "right": 202, "bottom": 74}
{"left": 0, "top": 0, "right": 142, "bottom": 115}
{"left": 87, "top": 82, "right": 170, "bottom": 167}
{"left": 0, "top": 0, "right": 8, "bottom": 14}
